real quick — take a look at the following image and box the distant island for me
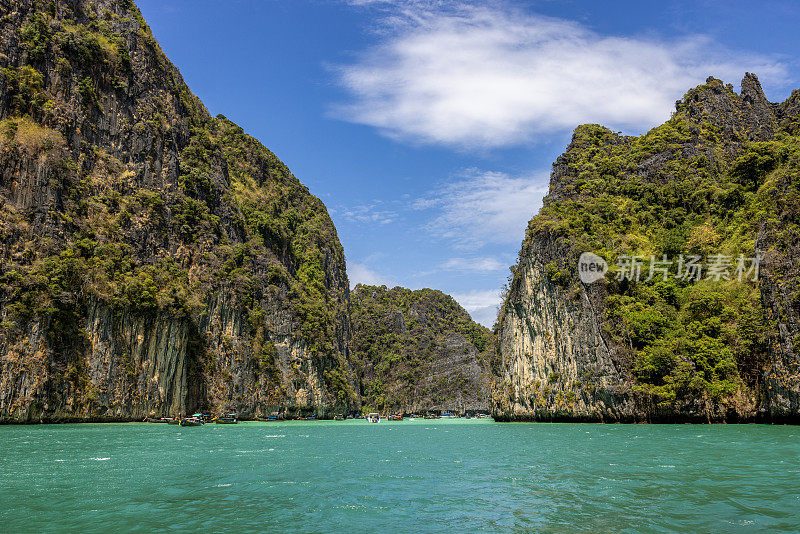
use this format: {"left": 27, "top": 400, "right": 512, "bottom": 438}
{"left": 350, "top": 284, "right": 495, "bottom": 415}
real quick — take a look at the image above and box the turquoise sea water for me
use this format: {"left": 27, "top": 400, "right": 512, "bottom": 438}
{"left": 1, "top": 420, "right": 798, "bottom": 533}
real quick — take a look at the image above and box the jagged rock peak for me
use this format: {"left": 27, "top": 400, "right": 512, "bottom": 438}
{"left": 741, "top": 72, "right": 769, "bottom": 105}
{"left": 678, "top": 73, "right": 777, "bottom": 141}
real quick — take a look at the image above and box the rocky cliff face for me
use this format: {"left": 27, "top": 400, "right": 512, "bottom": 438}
{"left": 492, "top": 234, "right": 637, "bottom": 422}
{"left": 493, "top": 75, "right": 800, "bottom": 422}
{"left": 0, "top": 0, "right": 357, "bottom": 421}
{"left": 351, "top": 285, "right": 494, "bottom": 413}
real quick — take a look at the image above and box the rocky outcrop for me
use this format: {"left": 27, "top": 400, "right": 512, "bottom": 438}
{"left": 0, "top": 0, "right": 357, "bottom": 422}
{"left": 678, "top": 74, "right": 777, "bottom": 144}
{"left": 351, "top": 285, "right": 493, "bottom": 413}
{"left": 493, "top": 74, "right": 800, "bottom": 422}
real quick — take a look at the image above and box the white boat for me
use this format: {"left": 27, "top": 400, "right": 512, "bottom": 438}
{"left": 367, "top": 413, "right": 380, "bottom": 423}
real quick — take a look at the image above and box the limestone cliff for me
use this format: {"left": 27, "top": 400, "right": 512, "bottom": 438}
{"left": 0, "top": 0, "right": 357, "bottom": 421}
{"left": 493, "top": 75, "right": 800, "bottom": 423}
{"left": 351, "top": 285, "right": 494, "bottom": 413}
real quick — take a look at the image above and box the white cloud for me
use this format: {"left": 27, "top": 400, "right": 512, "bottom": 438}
{"left": 341, "top": 202, "right": 398, "bottom": 225}
{"left": 345, "top": 0, "right": 396, "bottom": 5}
{"left": 414, "top": 168, "right": 550, "bottom": 248}
{"left": 441, "top": 256, "right": 507, "bottom": 272}
{"left": 333, "top": 2, "right": 787, "bottom": 148}
{"left": 349, "top": 262, "right": 392, "bottom": 288}
{"left": 451, "top": 289, "right": 502, "bottom": 328}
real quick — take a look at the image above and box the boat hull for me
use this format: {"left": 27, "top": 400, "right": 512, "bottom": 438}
{"left": 179, "top": 419, "right": 203, "bottom": 427}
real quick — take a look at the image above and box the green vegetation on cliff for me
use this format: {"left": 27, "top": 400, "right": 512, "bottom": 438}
{"left": 0, "top": 0, "right": 354, "bottom": 420}
{"left": 502, "top": 75, "right": 800, "bottom": 414}
{"left": 351, "top": 285, "right": 494, "bottom": 413}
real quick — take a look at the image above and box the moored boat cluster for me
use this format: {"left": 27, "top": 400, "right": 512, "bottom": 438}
{"left": 142, "top": 410, "right": 492, "bottom": 425}
{"left": 143, "top": 413, "right": 239, "bottom": 426}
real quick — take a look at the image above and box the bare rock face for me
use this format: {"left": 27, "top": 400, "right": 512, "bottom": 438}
{"left": 0, "top": 0, "right": 357, "bottom": 421}
{"left": 756, "top": 159, "right": 800, "bottom": 421}
{"left": 493, "top": 74, "right": 800, "bottom": 423}
{"left": 492, "top": 234, "right": 634, "bottom": 421}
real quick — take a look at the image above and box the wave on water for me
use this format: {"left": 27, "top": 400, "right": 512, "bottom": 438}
{"left": 89, "top": 458, "right": 110, "bottom": 461}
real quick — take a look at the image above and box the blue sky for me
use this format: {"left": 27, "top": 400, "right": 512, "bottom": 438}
{"left": 136, "top": 0, "right": 799, "bottom": 326}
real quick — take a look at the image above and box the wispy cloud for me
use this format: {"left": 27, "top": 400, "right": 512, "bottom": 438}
{"left": 414, "top": 168, "right": 550, "bottom": 249}
{"left": 349, "top": 262, "right": 392, "bottom": 288}
{"left": 441, "top": 256, "right": 507, "bottom": 272}
{"left": 333, "top": 2, "right": 787, "bottom": 148}
{"left": 340, "top": 202, "right": 399, "bottom": 225}
{"left": 451, "top": 289, "right": 502, "bottom": 328}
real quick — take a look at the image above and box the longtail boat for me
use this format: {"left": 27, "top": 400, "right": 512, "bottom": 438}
{"left": 179, "top": 417, "right": 204, "bottom": 427}
{"left": 144, "top": 417, "right": 168, "bottom": 423}
{"left": 215, "top": 413, "right": 238, "bottom": 424}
